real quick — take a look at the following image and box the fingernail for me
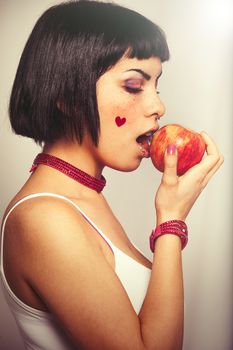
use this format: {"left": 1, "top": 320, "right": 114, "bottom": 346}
{"left": 167, "top": 144, "right": 176, "bottom": 155}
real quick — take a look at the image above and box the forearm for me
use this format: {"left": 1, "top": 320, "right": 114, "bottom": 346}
{"left": 136, "top": 131, "right": 223, "bottom": 350}
{"left": 139, "top": 234, "right": 184, "bottom": 350}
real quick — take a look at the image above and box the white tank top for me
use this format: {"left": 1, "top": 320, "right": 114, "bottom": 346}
{"left": 0, "top": 193, "right": 151, "bottom": 350}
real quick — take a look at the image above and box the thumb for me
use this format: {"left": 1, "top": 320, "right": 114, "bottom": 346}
{"left": 162, "top": 144, "right": 178, "bottom": 184}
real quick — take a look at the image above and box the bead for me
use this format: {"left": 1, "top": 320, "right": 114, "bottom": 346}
{"left": 149, "top": 220, "right": 188, "bottom": 253}
{"left": 30, "top": 153, "right": 106, "bottom": 192}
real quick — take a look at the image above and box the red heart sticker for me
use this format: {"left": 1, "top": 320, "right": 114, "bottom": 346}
{"left": 115, "top": 116, "right": 126, "bottom": 127}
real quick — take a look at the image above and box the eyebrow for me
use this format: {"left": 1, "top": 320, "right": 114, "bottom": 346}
{"left": 125, "top": 69, "right": 162, "bottom": 82}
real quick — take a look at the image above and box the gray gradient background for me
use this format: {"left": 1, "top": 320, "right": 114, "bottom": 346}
{"left": 0, "top": 0, "right": 232, "bottom": 349}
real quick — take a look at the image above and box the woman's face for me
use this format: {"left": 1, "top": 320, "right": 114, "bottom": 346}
{"left": 95, "top": 56, "right": 165, "bottom": 171}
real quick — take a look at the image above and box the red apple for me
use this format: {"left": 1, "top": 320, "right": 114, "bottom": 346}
{"left": 150, "top": 124, "right": 206, "bottom": 176}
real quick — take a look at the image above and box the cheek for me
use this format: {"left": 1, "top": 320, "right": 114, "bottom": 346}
{"left": 105, "top": 101, "right": 138, "bottom": 128}
{"left": 97, "top": 87, "right": 139, "bottom": 131}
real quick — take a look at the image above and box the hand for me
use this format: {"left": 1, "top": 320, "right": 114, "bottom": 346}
{"left": 154, "top": 132, "right": 224, "bottom": 224}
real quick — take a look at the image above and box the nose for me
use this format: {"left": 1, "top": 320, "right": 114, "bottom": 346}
{"left": 145, "top": 93, "right": 166, "bottom": 119}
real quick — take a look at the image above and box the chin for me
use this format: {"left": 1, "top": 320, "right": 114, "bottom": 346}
{"left": 108, "top": 157, "right": 142, "bottom": 172}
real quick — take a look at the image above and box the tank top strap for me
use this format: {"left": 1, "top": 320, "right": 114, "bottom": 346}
{"left": 0, "top": 192, "right": 114, "bottom": 262}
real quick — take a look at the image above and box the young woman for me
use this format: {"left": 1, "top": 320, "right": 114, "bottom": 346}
{"left": 0, "top": 1, "right": 223, "bottom": 349}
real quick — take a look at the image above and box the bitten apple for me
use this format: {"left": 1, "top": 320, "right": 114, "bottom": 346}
{"left": 150, "top": 124, "right": 206, "bottom": 175}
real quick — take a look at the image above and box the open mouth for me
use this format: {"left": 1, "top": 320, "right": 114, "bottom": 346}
{"left": 136, "top": 130, "right": 156, "bottom": 157}
{"left": 136, "top": 131, "right": 154, "bottom": 146}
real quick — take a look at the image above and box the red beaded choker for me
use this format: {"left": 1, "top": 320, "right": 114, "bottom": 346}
{"left": 30, "top": 153, "right": 106, "bottom": 193}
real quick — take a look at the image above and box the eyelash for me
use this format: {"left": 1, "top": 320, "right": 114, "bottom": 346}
{"left": 124, "top": 86, "right": 143, "bottom": 94}
{"left": 124, "top": 86, "right": 160, "bottom": 95}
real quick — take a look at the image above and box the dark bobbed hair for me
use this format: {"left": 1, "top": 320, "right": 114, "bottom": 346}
{"left": 9, "top": 0, "right": 170, "bottom": 145}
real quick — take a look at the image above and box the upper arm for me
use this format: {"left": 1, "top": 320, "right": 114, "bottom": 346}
{"left": 15, "top": 198, "right": 145, "bottom": 350}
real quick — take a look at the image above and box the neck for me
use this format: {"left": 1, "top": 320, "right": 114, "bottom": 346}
{"left": 43, "top": 138, "right": 104, "bottom": 179}
{"left": 28, "top": 139, "right": 106, "bottom": 197}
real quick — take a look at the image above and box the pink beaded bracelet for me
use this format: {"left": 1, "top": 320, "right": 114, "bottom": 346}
{"left": 149, "top": 220, "right": 188, "bottom": 253}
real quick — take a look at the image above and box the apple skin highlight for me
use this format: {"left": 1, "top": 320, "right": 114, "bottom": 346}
{"left": 150, "top": 124, "right": 206, "bottom": 176}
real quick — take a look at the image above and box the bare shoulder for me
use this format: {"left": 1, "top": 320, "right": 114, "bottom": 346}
{"left": 4, "top": 195, "right": 144, "bottom": 348}
{"left": 5, "top": 195, "right": 92, "bottom": 253}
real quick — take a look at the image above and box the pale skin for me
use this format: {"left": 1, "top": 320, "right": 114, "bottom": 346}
{"left": 3, "top": 56, "right": 223, "bottom": 349}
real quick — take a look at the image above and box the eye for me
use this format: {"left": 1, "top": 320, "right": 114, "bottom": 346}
{"left": 125, "top": 87, "right": 143, "bottom": 93}
{"left": 124, "top": 78, "right": 143, "bottom": 94}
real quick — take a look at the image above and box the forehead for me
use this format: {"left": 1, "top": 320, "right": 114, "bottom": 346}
{"left": 106, "top": 56, "right": 162, "bottom": 76}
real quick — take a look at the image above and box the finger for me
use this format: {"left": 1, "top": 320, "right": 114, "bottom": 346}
{"left": 192, "top": 132, "right": 221, "bottom": 175}
{"left": 201, "top": 152, "right": 224, "bottom": 188}
{"left": 188, "top": 132, "right": 224, "bottom": 187}
{"left": 198, "top": 153, "right": 221, "bottom": 175}
{"left": 162, "top": 144, "right": 178, "bottom": 185}
{"left": 200, "top": 131, "right": 220, "bottom": 156}
{"left": 181, "top": 132, "right": 222, "bottom": 183}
